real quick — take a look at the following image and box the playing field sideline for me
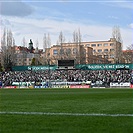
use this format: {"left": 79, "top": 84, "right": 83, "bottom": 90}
{"left": 0, "top": 88, "right": 133, "bottom": 133}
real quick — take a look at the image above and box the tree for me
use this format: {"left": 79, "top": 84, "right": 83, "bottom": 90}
{"left": 1, "top": 28, "right": 16, "bottom": 71}
{"left": 72, "top": 28, "right": 82, "bottom": 64}
{"left": 112, "top": 25, "right": 122, "bottom": 43}
{"left": 0, "top": 63, "right": 3, "bottom": 72}
{"left": 22, "top": 37, "right": 26, "bottom": 47}
{"left": 112, "top": 25, "right": 123, "bottom": 63}
{"left": 31, "top": 58, "right": 36, "bottom": 66}
{"left": 22, "top": 37, "right": 27, "bottom": 65}
{"left": 58, "top": 31, "right": 65, "bottom": 59}
{"left": 123, "top": 44, "right": 133, "bottom": 63}
{"left": 35, "top": 39, "right": 39, "bottom": 54}
{"left": 73, "top": 28, "right": 81, "bottom": 44}
{"left": 58, "top": 31, "right": 65, "bottom": 44}
{"left": 43, "top": 33, "right": 51, "bottom": 65}
{"left": 47, "top": 33, "right": 51, "bottom": 48}
{"left": 43, "top": 33, "right": 51, "bottom": 52}
{"left": 35, "top": 39, "right": 39, "bottom": 49}
{"left": 34, "top": 39, "right": 42, "bottom": 65}
{"left": 43, "top": 33, "right": 47, "bottom": 52}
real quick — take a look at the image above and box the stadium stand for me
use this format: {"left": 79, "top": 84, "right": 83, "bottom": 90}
{"left": 0, "top": 69, "right": 131, "bottom": 87}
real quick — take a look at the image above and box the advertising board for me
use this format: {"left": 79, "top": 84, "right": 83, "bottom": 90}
{"left": 130, "top": 84, "right": 133, "bottom": 88}
{"left": 70, "top": 85, "right": 90, "bottom": 88}
{"left": 110, "top": 82, "right": 130, "bottom": 88}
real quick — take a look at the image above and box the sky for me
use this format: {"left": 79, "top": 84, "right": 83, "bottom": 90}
{"left": 0, "top": 0, "right": 133, "bottom": 50}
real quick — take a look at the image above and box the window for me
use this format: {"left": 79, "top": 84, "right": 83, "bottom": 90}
{"left": 104, "top": 55, "right": 108, "bottom": 58}
{"left": 110, "top": 49, "right": 114, "bottom": 52}
{"left": 104, "top": 49, "right": 108, "bottom": 52}
{"left": 93, "top": 50, "right": 96, "bottom": 53}
{"left": 47, "top": 53, "right": 50, "bottom": 57}
{"left": 110, "top": 55, "right": 114, "bottom": 58}
{"left": 110, "top": 43, "right": 114, "bottom": 46}
{"left": 97, "top": 44, "right": 102, "bottom": 47}
{"left": 73, "top": 48, "right": 77, "bottom": 54}
{"left": 98, "top": 55, "right": 102, "bottom": 58}
{"left": 104, "top": 43, "right": 108, "bottom": 46}
{"left": 83, "top": 50, "right": 86, "bottom": 54}
{"left": 86, "top": 44, "right": 90, "bottom": 47}
{"left": 98, "top": 49, "right": 102, "bottom": 53}
{"left": 53, "top": 49, "right": 58, "bottom": 55}
{"left": 66, "top": 48, "right": 71, "bottom": 54}
{"left": 91, "top": 44, "right": 96, "bottom": 47}
{"left": 60, "top": 49, "right": 64, "bottom": 54}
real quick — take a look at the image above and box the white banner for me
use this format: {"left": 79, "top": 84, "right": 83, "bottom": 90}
{"left": 110, "top": 82, "right": 130, "bottom": 87}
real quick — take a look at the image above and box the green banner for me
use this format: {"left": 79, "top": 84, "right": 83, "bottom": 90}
{"left": 12, "top": 64, "right": 133, "bottom": 71}
{"left": 75, "top": 64, "right": 133, "bottom": 70}
{"left": 12, "top": 65, "right": 57, "bottom": 71}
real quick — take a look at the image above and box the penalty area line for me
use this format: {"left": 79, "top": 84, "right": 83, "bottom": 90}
{"left": 0, "top": 112, "right": 133, "bottom": 117}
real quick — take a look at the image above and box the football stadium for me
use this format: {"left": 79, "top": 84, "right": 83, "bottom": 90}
{"left": 0, "top": 0, "right": 133, "bottom": 132}
{"left": 0, "top": 61, "right": 133, "bottom": 133}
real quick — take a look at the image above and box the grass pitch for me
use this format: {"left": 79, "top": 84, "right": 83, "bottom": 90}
{"left": 0, "top": 88, "right": 133, "bottom": 133}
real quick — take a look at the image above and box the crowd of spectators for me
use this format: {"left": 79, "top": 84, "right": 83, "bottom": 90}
{"left": 0, "top": 69, "right": 132, "bottom": 87}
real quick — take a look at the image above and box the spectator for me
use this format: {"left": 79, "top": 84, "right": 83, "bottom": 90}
{"left": 0, "top": 69, "right": 131, "bottom": 87}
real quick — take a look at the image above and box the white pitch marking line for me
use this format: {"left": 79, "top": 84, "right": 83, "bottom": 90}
{"left": 0, "top": 112, "right": 133, "bottom": 117}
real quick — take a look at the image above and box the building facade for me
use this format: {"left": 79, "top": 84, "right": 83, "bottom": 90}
{"left": 42, "top": 38, "right": 121, "bottom": 65}
{"left": 15, "top": 46, "right": 43, "bottom": 66}
{"left": 81, "top": 38, "right": 122, "bottom": 63}
{"left": 43, "top": 41, "right": 109, "bottom": 65}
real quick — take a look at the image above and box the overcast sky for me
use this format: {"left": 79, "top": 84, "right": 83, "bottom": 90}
{"left": 0, "top": 0, "right": 133, "bottom": 50}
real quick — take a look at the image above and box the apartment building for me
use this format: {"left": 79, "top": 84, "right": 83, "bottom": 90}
{"left": 15, "top": 46, "right": 43, "bottom": 66}
{"left": 43, "top": 42, "right": 109, "bottom": 65}
{"left": 43, "top": 38, "right": 122, "bottom": 65}
{"left": 81, "top": 38, "right": 122, "bottom": 63}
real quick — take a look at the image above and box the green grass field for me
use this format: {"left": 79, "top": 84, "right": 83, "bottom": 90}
{"left": 0, "top": 88, "right": 133, "bottom": 133}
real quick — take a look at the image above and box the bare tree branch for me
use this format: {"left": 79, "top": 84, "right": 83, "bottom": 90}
{"left": 1, "top": 28, "right": 16, "bottom": 71}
